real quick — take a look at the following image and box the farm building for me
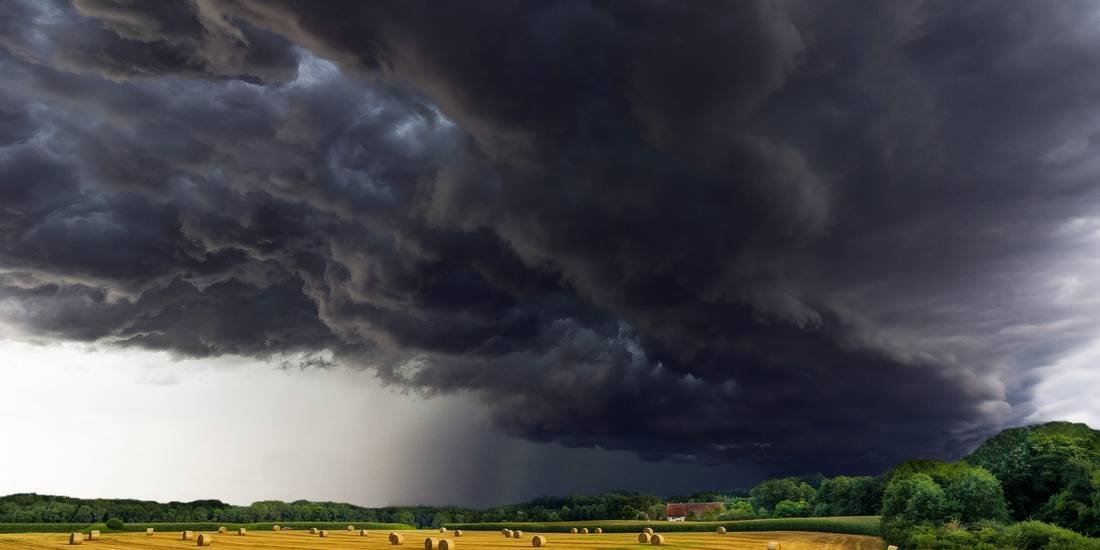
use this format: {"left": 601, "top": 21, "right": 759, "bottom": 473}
{"left": 665, "top": 501, "right": 725, "bottom": 521}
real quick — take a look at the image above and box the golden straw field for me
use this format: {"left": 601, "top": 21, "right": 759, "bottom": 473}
{"left": 0, "top": 529, "right": 884, "bottom": 550}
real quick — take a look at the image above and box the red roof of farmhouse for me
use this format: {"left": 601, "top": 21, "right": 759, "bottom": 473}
{"left": 666, "top": 502, "right": 725, "bottom": 517}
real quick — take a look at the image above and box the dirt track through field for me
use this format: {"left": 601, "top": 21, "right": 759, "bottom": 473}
{"left": 0, "top": 529, "right": 884, "bottom": 550}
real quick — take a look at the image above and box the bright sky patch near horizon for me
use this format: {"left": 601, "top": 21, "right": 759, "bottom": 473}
{"left": 0, "top": 338, "right": 760, "bottom": 506}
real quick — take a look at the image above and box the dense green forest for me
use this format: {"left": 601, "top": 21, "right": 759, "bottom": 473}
{"left": 879, "top": 422, "right": 1100, "bottom": 549}
{"left": 6, "top": 422, "right": 1100, "bottom": 549}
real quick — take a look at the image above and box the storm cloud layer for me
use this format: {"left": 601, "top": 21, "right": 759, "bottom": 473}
{"left": 4, "top": 0, "right": 1100, "bottom": 478}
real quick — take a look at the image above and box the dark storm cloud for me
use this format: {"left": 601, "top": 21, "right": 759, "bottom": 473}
{"left": 2, "top": 0, "right": 1100, "bottom": 478}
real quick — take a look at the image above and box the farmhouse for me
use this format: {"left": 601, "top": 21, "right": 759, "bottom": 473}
{"left": 665, "top": 501, "right": 725, "bottom": 521}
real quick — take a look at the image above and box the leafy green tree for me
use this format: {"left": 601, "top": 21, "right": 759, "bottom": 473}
{"left": 816, "top": 476, "right": 882, "bottom": 516}
{"left": 750, "top": 478, "right": 817, "bottom": 511}
{"left": 943, "top": 466, "right": 1009, "bottom": 524}
{"left": 883, "top": 473, "right": 947, "bottom": 524}
{"left": 772, "top": 499, "right": 811, "bottom": 518}
{"left": 967, "top": 421, "right": 1100, "bottom": 529}
{"left": 719, "top": 498, "right": 755, "bottom": 520}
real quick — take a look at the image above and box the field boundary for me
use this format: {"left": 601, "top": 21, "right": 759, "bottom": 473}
{"left": 0, "top": 521, "right": 415, "bottom": 534}
{"left": 443, "top": 517, "right": 882, "bottom": 537}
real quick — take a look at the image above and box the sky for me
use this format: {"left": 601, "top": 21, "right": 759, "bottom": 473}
{"left": 3, "top": 0, "right": 1100, "bottom": 507}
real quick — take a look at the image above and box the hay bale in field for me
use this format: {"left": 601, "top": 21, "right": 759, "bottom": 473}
{"left": 440, "top": 538, "right": 457, "bottom": 550}
{"left": 237, "top": 528, "right": 246, "bottom": 536}
{"left": 887, "top": 547, "right": 897, "bottom": 550}
{"left": 425, "top": 536, "right": 441, "bottom": 550}
{"left": 196, "top": 533, "right": 213, "bottom": 546}
{"left": 218, "top": 527, "right": 227, "bottom": 534}
{"left": 360, "top": 529, "right": 370, "bottom": 536}
{"left": 643, "top": 528, "right": 653, "bottom": 535}
{"left": 69, "top": 532, "right": 83, "bottom": 545}
{"left": 531, "top": 535, "right": 548, "bottom": 547}
{"left": 570, "top": 528, "right": 578, "bottom": 534}
{"left": 513, "top": 530, "right": 523, "bottom": 539}
{"left": 455, "top": 530, "right": 463, "bottom": 537}
{"left": 182, "top": 530, "right": 194, "bottom": 540}
{"left": 272, "top": 525, "right": 280, "bottom": 531}
{"left": 580, "top": 528, "right": 589, "bottom": 534}
{"left": 716, "top": 526, "right": 726, "bottom": 534}
{"left": 88, "top": 530, "right": 100, "bottom": 541}
{"left": 348, "top": 525, "right": 356, "bottom": 531}
{"left": 440, "top": 527, "right": 448, "bottom": 533}
{"left": 650, "top": 534, "right": 665, "bottom": 545}
{"left": 310, "top": 528, "right": 319, "bottom": 535}
{"left": 594, "top": 528, "right": 602, "bottom": 534}
{"left": 766, "top": 542, "right": 780, "bottom": 550}
{"left": 390, "top": 532, "right": 405, "bottom": 545}
{"left": 503, "top": 529, "right": 512, "bottom": 537}
{"left": 637, "top": 533, "right": 652, "bottom": 544}
{"left": 319, "top": 530, "right": 329, "bottom": 537}
{"left": 146, "top": 528, "right": 154, "bottom": 535}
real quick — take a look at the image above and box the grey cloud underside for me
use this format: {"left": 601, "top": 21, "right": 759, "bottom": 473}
{"left": 3, "top": 0, "right": 1100, "bottom": 476}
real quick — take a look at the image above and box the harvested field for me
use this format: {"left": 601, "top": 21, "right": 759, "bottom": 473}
{"left": 0, "top": 528, "right": 884, "bottom": 550}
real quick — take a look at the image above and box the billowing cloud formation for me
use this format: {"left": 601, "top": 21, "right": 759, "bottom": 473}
{"left": 4, "top": 0, "right": 1100, "bottom": 477}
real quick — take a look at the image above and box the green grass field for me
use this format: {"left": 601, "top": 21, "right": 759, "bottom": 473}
{"left": 0, "top": 520, "right": 414, "bottom": 534}
{"left": 443, "top": 517, "right": 883, "bottom": 537}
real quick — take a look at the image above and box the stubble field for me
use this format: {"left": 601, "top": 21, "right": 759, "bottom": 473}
{"left": 0, "top": 528, "right": 884, "bottom": 550}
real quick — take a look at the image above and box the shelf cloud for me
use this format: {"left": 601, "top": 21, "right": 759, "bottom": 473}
{"left": 4, "top": 0, "right": 1100, "bottom": 480}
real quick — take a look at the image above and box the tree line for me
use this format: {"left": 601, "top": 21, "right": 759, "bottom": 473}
{"left": 6, "top": 421, "right": 1100, "bottom": 549}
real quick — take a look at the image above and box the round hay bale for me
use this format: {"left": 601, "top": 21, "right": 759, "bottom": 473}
{"left": 580, "top": 528, "right": 589, "bottom": 535}
{"left": 570, "top": 528, "right": 578, "bottom": 534}
{"left": 237, "top": 528, "right": 246, "bottom": 536}
{"left": 196, "top": 533, "right": 213, "bottom": 546}
{"left": 310, "top": 528, "right": 319, "bottom": 535}
{"left": 425, "top": 536, "right": 441, "bottom": 550}
{"left": 69, "top": 532, "right": 83, "bottom": 545}
{"left": 887, "top": 546, "right": 898, "bottom": 550}
{"left": 272, "top": 525, "right": 280, "bottom": 532}
{"left": 513, "top": 530, "right": 523, "bottom": 539}
{"left": 218, "top": 527, "right": 227, "bottom": 534}
{"left": 767, "top": 542, "right": 780, "bottom": 550}
{"left": 440, "top": 527, "right": 448, "bottom": 533}
{"left": 390, "top": 532, "right": 405, "bottom": 545}
{"left": 440, "top": 538, "right": 457, "bottom": 550}
{"left": 360, "top": 529, "right": 369, "bottom": 536}
{"left": 638, "top": 533, "right": 652, "bottom": 543}
{"left": 348, "top": 525, "right": 356, "bottom": 531}
{"left": 455, "top": 530, "right": 463, "bottom": 537}
{"left": 716, "top": 526, "right": 726, "bottom": 535}
{"left": 182, "top": 531, "right": 194, "bottom": 540}
{"left": 145, "top": 528, "right": 154, "bottom": 535}
{"left": 532, "top": 535, "right": 548, "bottom": 547}
{"left": 502, "top": 529, "right": 512, "bottom": 537}
{"left": 643, "top": 528, "right": 653, "bottom": 535}
{"left": 650, "top": 534, "right": 665, "bottom": 545}
{"left": 88, "top": 530, "right": 100, "bottom": 541}
{"left": 594, "top": 528, "right": 602, "bottom": 534}
{"left": 319, "top": 530, "right": 328, "bottom": 538}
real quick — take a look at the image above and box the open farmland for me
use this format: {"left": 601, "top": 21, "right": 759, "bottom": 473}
{"left": 443, "top": 518, "right": 882, "bottom": 536}
{"left": 0, "top": 528, "right": 885, "bottom": 550}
